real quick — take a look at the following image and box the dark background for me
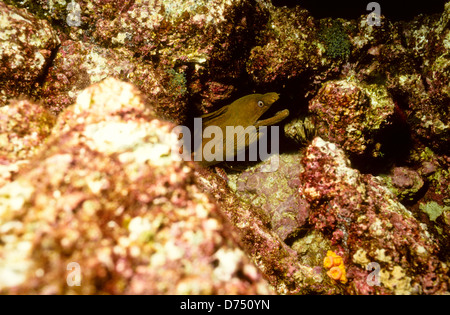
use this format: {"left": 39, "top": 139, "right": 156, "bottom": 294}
{"left": 271, "top": 0, "right": 448, "bottom": 21}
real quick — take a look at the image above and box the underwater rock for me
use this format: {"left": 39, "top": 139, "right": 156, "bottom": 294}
{"left": 40, "top": 39, "right": 187, "bottom": 121}
{"left": 309, "top": 79, "right": 395, "bottom": 157}
{"left": 323, "top": 5, "right": 449, "bottom": 156}
{"left": 4, "top": 0, "right": 268, "bottom": 119}
{"left": 246, "top": 4, "right": 321, "bottom": 85}
{"left": 196, "top": 163, "right": 340, "bottom": 294}
{"left": 0, "top": 78, "right": 272, "bottom": 294}
{"left": 382, "top": 167, "right": 424, "bottom": 203}
{"left": 228, "top": 153, "right": 309, "bottom": 241}
{"left": 399, "top": 3, "right": 449, "bottom": 154}
{"left": 40, "top": 40, "right": 136, "bottom": 115}
{"left": 419, "top": 201, "right": 449, "bottom": 222}
{"left": 0, "top": 2, "right": 59, "bottom": 105}
{"left": 90, "top": 0, "right": 266, "bottom": 113}
{"left": 0, "top": 99, "right": 55, "bottom": 162}
{"left": 1, "top": 0, "right": 129, "bottom": 28}
{"left": 0, "top": 99, "right": 55, "bottom": 188}
{"left": 407, "top": 145, "right": 450, "bottom": 245}
{"left": 299, "top": 137, "right": 448, "bottom": 294}
{"left": 409, "top": 144, "right": 450, "bottom": 198}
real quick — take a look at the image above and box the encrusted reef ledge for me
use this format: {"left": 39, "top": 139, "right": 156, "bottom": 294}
{"left": 0, "top": 78, "right": 273, "bottom": 294}
{"left": 1, "top": 0, "right": 449, "bottom": 295}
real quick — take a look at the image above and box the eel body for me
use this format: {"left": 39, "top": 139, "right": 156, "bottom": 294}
{"left": 193, "top": 92, "right": 289, "bottom": 166}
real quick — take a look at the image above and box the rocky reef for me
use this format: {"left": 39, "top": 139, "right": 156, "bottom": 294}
{"left": 299, "top": 137, "right": 447, "bottom": 294}
{"left": 0, "top": 78, "right": 272, "bottom": 294}
{"left": 0, "top": 0, "right": 449, "bottom": 294}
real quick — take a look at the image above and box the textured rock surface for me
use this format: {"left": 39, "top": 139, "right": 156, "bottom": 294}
{"left": 228, "top": 153, "right": 309, "bottom": 241}
{"left": 39, "top": 39, "right": 188, "bottom": 121}
{"left": 1, "top": 0, "right": 449, "bottom": 295}
{"left": 195, "top": 165, "right": 339, "bottom": 295}
{"left": 382, "top": 166, "right": 424, "bottom": 203}
{"left": 246, "top": 4, "right": 320, "bottom": 85}
{"left": 395, "top": 3, "right": 450, "bottom": 153}
{"left": 0, "top": 99, "right": 56, "bottom": 188}
{"left": 309, "top": 79, "right": 395, "bottom": 158}
{"left": 0, "top": 2, "right": 59, "bottom": 104}
{"left": 0, "top": 99, "right": 55, "bottom": 162}
{"left": 299, "top": 138, "right": 448, "bottom": 294}
{"left": 0, "top": 78, "right": 272, "bottom": 294}
{"left": 40, "top": 40, "right": 136, "bottom": 115}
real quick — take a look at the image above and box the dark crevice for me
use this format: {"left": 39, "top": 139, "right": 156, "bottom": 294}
{"left": 349, "top": 113, "right": 413, "bottom": 175}
{"left": 34, "top": 43, "right": 60, "bottom": 89}
{"left": 284, "top": 227, "right": 311, "bottom": 247}
{"left": 271, "top": 0, "right": 447, "bottom": 21}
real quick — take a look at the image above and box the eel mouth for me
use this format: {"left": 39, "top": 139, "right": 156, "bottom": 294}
{"left": 256, "top": 109, "right": 290, "bottom": 126}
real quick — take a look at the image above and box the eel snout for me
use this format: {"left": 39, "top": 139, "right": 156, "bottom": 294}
{"left": 256, "top": 109, "right": 290, "bottom": 127}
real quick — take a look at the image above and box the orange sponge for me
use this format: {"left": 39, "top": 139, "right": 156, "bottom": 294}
{"left": 323, "top": 250, "right": 347, "bottom": 284}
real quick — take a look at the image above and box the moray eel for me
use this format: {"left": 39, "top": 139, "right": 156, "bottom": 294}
{"left": 193, "top": 92, "right": 289, "bottom": 166}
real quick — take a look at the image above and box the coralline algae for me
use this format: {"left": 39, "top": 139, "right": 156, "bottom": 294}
{"left": 228, "top": 153, "right": 308, "bottom": 241}
{"left": 299, "top": 137, "right": 448, "bottom": 294}
{"left": 0, "top": 0, "right": 449, "bottom": 295}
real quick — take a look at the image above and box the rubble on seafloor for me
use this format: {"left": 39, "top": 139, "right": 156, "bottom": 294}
{"left": 0, "top": 0, "right": 449, "bottom": 294}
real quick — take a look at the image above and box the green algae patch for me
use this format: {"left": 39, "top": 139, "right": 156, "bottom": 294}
{"left": 419, "top": 201, "right": 449, "bottom": 221}
{"left": 319, "top": 20, "right": 352, "bottom": 60}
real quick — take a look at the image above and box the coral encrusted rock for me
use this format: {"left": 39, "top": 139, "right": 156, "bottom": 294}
{"left": 0, "top": 2, "right": 59, "bottom": 105}
{"left": 299, "top": 137, "right": 449, "bottom": 294}
{"left": 309, "top": 79, "right": 395, "bottom": 158}
{"left": 0, "top": 78, "right": 272, "bottom": 294}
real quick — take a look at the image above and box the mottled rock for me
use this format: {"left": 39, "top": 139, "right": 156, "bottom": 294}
{"left": 0, "top": 78, "right": 272, "bottom": 294}
{"left": 3, "top": 0, "right": 269, "bottom": 120}
{"left": 299, "top": 137, "right": 448, "bottom": 294}
{"left": 309, "top": 79, "right": 395, "bottom": 157}
{"left": 40, "top": 39, "right": 189, "bottom": 122}
{"left": 246, "top": 4, "right": 320, "bottom": 85}
{"left": 409, "top": 145, "right": 450, "bottom": 213}
{"left": 228, "top": 153, "right": 309, "bottom": 241}
{"left": 0, "top": 2, "right": 59, "bottom": 105}
{"left": 284, "top": 116, "right": 317, "bottom": 147}
{"left": 0, "top": 99, "right": 55, "bottom": 162}
{"left": 386, "top": 3, "right": 450, "bottom": 154}
{"left": 196, "top": 163, "right": 339, "bottom": 294}
{"left": 90, "top": 0, "right": 266, "bottom": 113}
{"left": 0, "top": 97, "right": 55, "bottom": 188}
{"left": 419, "top": 201, "right": 449, "bottom": 222}
{"left": 382, "top": 167, "right": 424, "bottom": 203}
{"left": 40, "top": 40, "right": 135, "bottom": 115}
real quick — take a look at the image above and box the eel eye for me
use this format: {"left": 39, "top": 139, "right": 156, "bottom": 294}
{"left": 257, "top": 100, "right": 264, "bottom": 107}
